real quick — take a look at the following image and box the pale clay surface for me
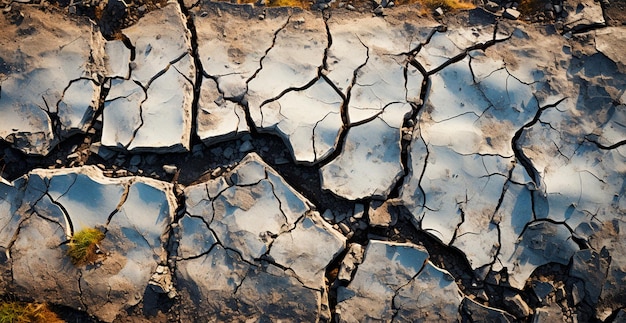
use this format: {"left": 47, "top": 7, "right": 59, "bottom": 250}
{"left": 0, "top": 1, "right": 624, "bottom": 322}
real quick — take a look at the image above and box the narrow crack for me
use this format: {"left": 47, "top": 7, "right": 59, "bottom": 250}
{"left": 316, "top": 37, "right": 370, "bottom": 167}
{"left": 448, "top": 196, "right": 468, "bottom": 246}
{"left": 390, "top": 258, "right": 428, "bottom": 322}
{"left": 511, "top": 97, "right": 567, "bottom": 189}
{"left": 40, "top": 95, "right": 63, "bottom": 141}
{"left": 256, "top": 14, "right": 334, "bottom": 117}
{"left": 105, "top": 181, "right": 131, "bottom": 226}
{"left": 266, "top": 170, "right": 294, "bottom": 232}
{"left": 245, "top": 16, "right": 291, "bottom": 87}
{"left": 123, "top": 80, "right": 148, "bottom": 150}
{"left": 45, "top": 192, "right": 74, "bottom": 237}
{"left": 178, "top": 0, "right": 203, "bottom": 151}
{"left": 584, "top": 137, "right": 626, "bottom": 150}
{"left": 176, "top": 230, "right": 218, "bottom": 262}
{"left": 486, "top": 168, "right": 516, "bottom": 272}
{"left": 427, "top": 35, "right": 512, "bottom": 76}
{"left": 77, "top": 270, "right": 88, "bottom": 312}
{"left": 388, "top": 62, "right": 430, "bottom": 200}
{"left": 321, "top": 11, "right": 332, "bottom": 72}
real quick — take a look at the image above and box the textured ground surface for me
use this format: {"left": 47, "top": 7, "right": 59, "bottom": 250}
{"left": 0, "top": 0, "right": 625, "bottom": 322}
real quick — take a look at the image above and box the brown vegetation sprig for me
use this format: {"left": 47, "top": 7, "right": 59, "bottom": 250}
{"left": 0, "top": 301, "right": 62, "bottom": 323}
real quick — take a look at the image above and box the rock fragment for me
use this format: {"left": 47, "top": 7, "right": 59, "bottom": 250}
{"left": 337, "top": 243, "right": 364, "bottom": 282}
{"left": 562, "top": 0, "right": 605, "bottom": 32}
{"left": 595, "top": 28, "right": 626, "bottom": 74}
{"left": 320, "top": 103, "right": 411, "bottom": 200}
{"left": 504, "top": 293, "right": 531, "bottom": 319}
{"left": 192, "top": 3, "right": 289, "bottom": 143}
{"left": 569, "top": 249, "right": 610, "bottom": 303}
{"left": 503, "top": 8, "right": 520, "bottom": 20}
{"left": 102, "top": 2, "right": 194, "bottom": 153}
{"left": 462, "top": 297, "right": 517, "bottom": 322}
{"left": 193, "top": 3, "right": 289, "bottom": 100}
{"left": 532, "top": 281, "right": 554, "bottom": 304}
{"left": 10, "top": 166, "right": 176, "bottom": 322}
{"left": 246, "top": 11, "right": 327, "bottom": 121}
{"left": 0, "top": 6, "right": 105, "bottom": 155}
{"left": 177, "top": 153, "right": 345, "bottom": 321}
{"left": 257, "top": 78, "right": 343, "bottom": 164}
{"left": 485, "top": 1, "right": 499, "bottom": 12}
{"left": 196, "top": 78, "right": 249, "bottom": 145}
{"left": 269, "top": 213, "right": 346, "bottom": 287}
{"left": 393, "top": 262, "right": 462, "bottom": 322}
{"left": 367, "top": 200, "right": 397, "bottom": 227}
{"left": 336, "top": 240, "right": 462, "bottom": 322}
{"left": 533, "top": 303, "right": 563, "bottom": 322}
{"left": 505, "top": 221, "right": 579, "bottom": 289}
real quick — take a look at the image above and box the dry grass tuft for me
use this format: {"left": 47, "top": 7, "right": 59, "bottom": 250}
{"left": 517, "top": 0, "right": 547, "bottom": 15}
{"left": 67, "top": 227, "right": 105, "bottom": 266}
{"left": 0, "top": 301, "right": 63, "bottom": 323}
{"left": 415, "top": 0, "right": 475, "bottom": 13}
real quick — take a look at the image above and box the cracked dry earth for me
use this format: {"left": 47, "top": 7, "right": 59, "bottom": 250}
{"left": 0, "top": 0, "right": 625, "bottom": 322}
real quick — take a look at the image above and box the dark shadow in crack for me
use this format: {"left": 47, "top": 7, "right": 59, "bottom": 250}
{"left": 142, "top": 285, "right": 175, "bottom": 318}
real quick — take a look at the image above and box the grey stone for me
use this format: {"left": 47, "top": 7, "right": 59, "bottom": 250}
{"left": 485, "top": 1, "right": 499, "bottom": 12}
{"left": 163, "top": 165, "right": 178, "bottom": 174}
{"left": 504, "top": 293, "right": 531, "bottom": 318}
{"left": 532, "top": 281, "right": 554, "bottom": 304}
{"left": 533, "top": 303, "right": 563, "bottom": 322}
{"left": 462, "top": 297, "right": 517, "bottom": 322}
{"left": 503, "top": 8, "right": 520, "bottom": 19}
{"left": 337, "top": 243, "right": 364, "bottom": 282}
{"left": 129, "top": 154, "right": 141, "bottom": 166}
{"left": 239, "top": 140, "right": 254, "bottom": 153}
{"left": 570, "top": 249, "right": 610, "bottom": 303}
{"left": 572, "top": 281, "right": 585, "bottom": 305}
{"left": 367, "top": 200, "right": 397, "bottom": 227}
{"left": 562, "top": 0, "right": 605, "bottom": 31}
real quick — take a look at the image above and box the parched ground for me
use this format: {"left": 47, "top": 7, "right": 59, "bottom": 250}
{"left": 0, "top": 0, "right": 625, "bottom": 322}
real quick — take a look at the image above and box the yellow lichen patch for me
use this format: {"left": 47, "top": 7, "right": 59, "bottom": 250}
{"left": 67, "top": 227, "right": 106, "bottom": 266}
{"left": 0, "top": 301, "right": 63, "bottom": 323}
